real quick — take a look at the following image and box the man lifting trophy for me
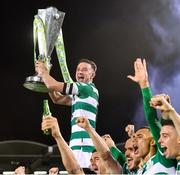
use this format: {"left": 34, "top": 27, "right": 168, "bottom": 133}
{"left": 23, "top": 7, "right": 66, "bottom": 92}
{"left": 30, "top": 7, "right": 99, "bottom": 169}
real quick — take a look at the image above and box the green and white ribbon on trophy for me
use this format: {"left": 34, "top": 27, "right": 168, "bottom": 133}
{"left": 24, "top": 7, "right": 73, "bottom": 93}
{"left": 33, "top": 16, "right": 48, "bottom": 68}
{"left": 55, "top": 28, "right": 73, "bottom": 83}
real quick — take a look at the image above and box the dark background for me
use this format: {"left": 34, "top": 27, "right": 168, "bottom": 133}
{"left": 1, "top": 0, "right": 180, "bottom": 146}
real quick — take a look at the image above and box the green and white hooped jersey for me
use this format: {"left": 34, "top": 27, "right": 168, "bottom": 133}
{"left": 137, "top": 148, "right": 176, "bottom": 175}
{"left": 123, "top": 162, "right": 138, "bottom": 175}
{"left": 176, "top": 160, "right": 180, "bottom": 175}
{"left": 63, "top": 82, "right": 99, "bottom": 152}
{"left": 140, "top": 88, "right": 176, "bottom": 175}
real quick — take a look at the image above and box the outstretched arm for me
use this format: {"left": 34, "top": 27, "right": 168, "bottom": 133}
{"left": 42, "top": 116, "right": 84, "bottom": 175}
{"left": 102, "top": 134, "right": 126, "bottom": 166}
{"left": 127, "top": 58, "right": 161, "bottom": 144}
{"left": 77, "top": 117, "right": 122, "bottom": 174}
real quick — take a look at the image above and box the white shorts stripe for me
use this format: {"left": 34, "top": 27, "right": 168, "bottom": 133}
{"left": 72, "top": 150, "right": 92, "bottom": 168}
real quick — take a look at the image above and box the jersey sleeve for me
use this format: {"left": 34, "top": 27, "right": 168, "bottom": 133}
{"left": 62, "top": 82, "right": 94, "bottom": 97}
{"left": 141, "top": 87, "right": 162, "bottom": 150}
{"left": 62, "top": 82, "right": 79, "bottom": 95}
{"left": 110, "top": 146, "right": 126, "bottom": 166}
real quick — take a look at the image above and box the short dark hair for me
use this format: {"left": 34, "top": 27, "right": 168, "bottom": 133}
{"left": 161, "top": 118, "right": 174, "bottom": 127}
{"left": 78, "top": 59, "right": 97, "bottom": 72}
{"left": 136, "top": 126, "right": 150, "bottom": 132}
{"left": 82, "top": 168, "right": 96, "bottom": 174}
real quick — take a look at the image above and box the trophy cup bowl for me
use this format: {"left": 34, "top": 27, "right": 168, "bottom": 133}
{"left": 23, "top": 56, "right": 51, "bottom": 93}
{"left": 24, "top": 74, "right": 48, "bottom": 93}
{"left": 23, "top": 7, "right": 65, "bottom": 93}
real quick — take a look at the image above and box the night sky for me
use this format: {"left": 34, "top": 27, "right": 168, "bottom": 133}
{"left": 2, "top": 0, "right": 180, "bottom": 146}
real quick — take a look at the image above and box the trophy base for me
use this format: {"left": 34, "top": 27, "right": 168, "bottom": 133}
{"left": 23, "top": 75, "right": 49, "bottom": 93}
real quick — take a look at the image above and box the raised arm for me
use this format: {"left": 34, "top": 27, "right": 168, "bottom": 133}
{"left": 150, "top": 94, "right": 180, "bottom": 136}
{"left": 35, "top": 61, "right": 72, "bottom": 106}
{"left": 127, "top": 58, "right": 161, "bottom": 144}
{"left": 48, "top": 91, "right": 72, "bottom": 106}
{"left": 102, "top": 134, "right": 126, "bottom": 166}
{"left": 35, "top": 60, "right": 64, "bottom": 91}
{"left": 41, "top": 116, "right": 84, "bottom": 175}
{"left": 76, "top": 117, "right": 122, "bottom": 174}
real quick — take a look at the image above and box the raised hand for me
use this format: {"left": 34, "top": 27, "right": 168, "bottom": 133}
{"left": 125, "top": 124, "right": 135, "bottom": 138}
{"left": 49, "top": 167, "right": 59, "bottom": 175}
{"left": 127, "top": 58, "right": 149, "bottom": 88}
{"left": 15, "top": 166, "right": 26, "bottom": 175}
{"left": 150, "top": 94, "right": 172, "bottom": 110}
{"left": 101, "top": 134, "right": 116, "bottom": 148}
{"left": 35, "top": 60, "right": 49, "bottom": 77}
{"left": 150, "top": 94, "right": 173, "bottom": 120}
{"left": 41, "top": 116, "right": 61, "bottom": 139}
{"left": 76, "top": 117, "right": 90, "bottom": 130}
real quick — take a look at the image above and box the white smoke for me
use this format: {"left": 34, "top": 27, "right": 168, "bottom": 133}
{"left": 169, "top": 0, "right": 180, "bottom": 18}
{"left": 133, "top": 0, "right": 180, "bottom": 128}
{"left": 150, "top": 64, "right": 180, "bottom": 113}
{"left": 149, "top": 0, "right": 180, "bottom": 113}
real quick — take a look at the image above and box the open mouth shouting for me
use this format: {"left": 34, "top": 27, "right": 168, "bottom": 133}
{"left": 161, "top": 145, "right": 168, "bottom": 157}
{"left": 133, "top": 144, "right": 139, "bottom": 155}
{"left": 77, "top": 74, "right": 85, "bottom": 82}
{"left": 127, "top": 157, "right": 133, "bottom": 166}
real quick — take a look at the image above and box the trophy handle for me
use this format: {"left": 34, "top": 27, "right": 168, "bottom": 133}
{"left": 23, "top": 16, "right": 49, "bottom": 93}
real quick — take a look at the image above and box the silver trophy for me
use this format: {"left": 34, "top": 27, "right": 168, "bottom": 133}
{"left": 23, "top": 7, "right": 65, "bottom": 93}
